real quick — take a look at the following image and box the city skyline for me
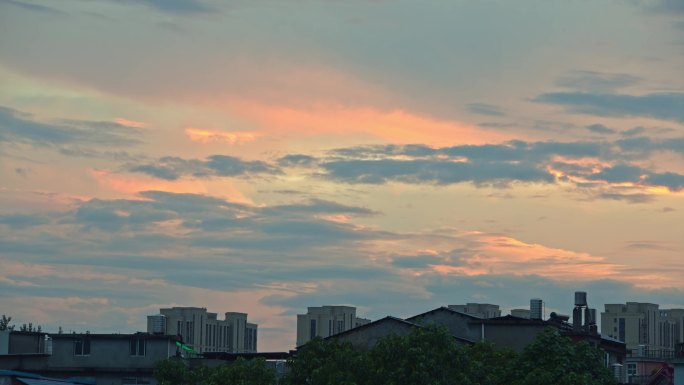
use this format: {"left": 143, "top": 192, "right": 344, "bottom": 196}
{"left": 0, "top": 0, "right": 683, "bottom": 351}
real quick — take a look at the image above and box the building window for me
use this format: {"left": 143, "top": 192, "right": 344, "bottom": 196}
{"left": 310, "top": 319, "right": 316, "bottom": 340}
{"left": 619, "top": 318, "right": 626, "bottom": 342}
{"left": 74, "top": 338, "right": 91, "bottom": 356}
{"left": 627, "top": 363, "right": 637, "bottom": 377}
{"left": 130, "top": 339, "right": 146, "bottom": 356}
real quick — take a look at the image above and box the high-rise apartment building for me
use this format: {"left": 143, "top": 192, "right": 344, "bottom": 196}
{"left": 148, "top": 307, "right": 257, "bottom": 353}
{"left": 296, "top": 306, "right": 370, "bottom": 347}
{"left": 448, "top": 303, "right": 501, "bottom": 319}
{"left": 601, "top": 302, "right": 684, "bottom": 352}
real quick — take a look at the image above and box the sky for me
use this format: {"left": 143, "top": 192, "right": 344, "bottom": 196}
{"left": 0, "top": 0, "right": 683, "bottom": 351}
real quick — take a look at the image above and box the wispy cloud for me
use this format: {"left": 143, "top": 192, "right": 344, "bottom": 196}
{"left": 0, "top": 0, "right": 67, "bottom": 16}
{"left": 534, "top": 92, "right": 684, "bottom": 123}
{"left": 555, "top": 70, "right": 641, "bottom": 92}
{"left": 315, "top": 140, "right": 684, "bottom": 193}
{"left": 467, "top": 103, "right": 506, "bottom": 117}
{"left": 109, "top": 0, "right": 212, "bottom": 14}
{"left": 185, "top": 128, "right": 259, "bottom": 145}
{"left": 0, "top": 106, "right": 141, "bottom": 147}
{"left": 127, "top": 155, "right": 280, "bottom": 180}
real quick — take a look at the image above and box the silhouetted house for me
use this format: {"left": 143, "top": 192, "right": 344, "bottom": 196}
{"left": 0, "top": 331, "right": 179, "bottom": 385}
{"left": 406, "top": 306, "right": 483, "bottom": 342}
{"left": 325, "top": 316, "right": 418, "bottom": 350}
{"left": 325, "top": 316, "right": 474, "bottom": 350}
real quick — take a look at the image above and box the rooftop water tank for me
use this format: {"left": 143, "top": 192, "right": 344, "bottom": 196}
{"left": 574, "top": 291, "right": 587, "bottom": 307}
{"left": 147, "top": 314, "right": 167, "bottom": 335}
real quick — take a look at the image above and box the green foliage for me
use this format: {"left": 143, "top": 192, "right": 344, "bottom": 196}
{"left": 366, "top": 325, "right": 465, "bottom": 385}
{"left": 209, "top": 357, "right": 275, "bottom": 385}
{"left": 513, "top": 328, "right": 618, "bottom": 385}
{"left": 281, "top": 337, "right": 366, "bottom": 385}
{"left": 156, "top": 326, "right": 618, "bottom": 385}
{"left": 0, "top": 315, "right": 14, "bottom": 331}
{"left": 282, "top": 325, "right": 618, "bottom": 385}
{"left": 153, "top": 358, "right": 193, "bottom": 385}
{"left": 154, "top": 357, "right": 275, "bottom": 385}
{"left": 459, "top": 341, "right": 517, "bottom": 385}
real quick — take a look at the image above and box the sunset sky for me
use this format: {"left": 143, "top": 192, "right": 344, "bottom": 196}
{"left": 1, "top": 0, "right": 683, "bottom": 351}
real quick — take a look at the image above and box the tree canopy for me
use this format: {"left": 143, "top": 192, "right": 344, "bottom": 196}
{"left": 153, "top": 326, "right": 617, "bottom": 385}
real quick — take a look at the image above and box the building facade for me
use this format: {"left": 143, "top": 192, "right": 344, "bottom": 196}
{"left": 296, "top": 306, "right": 370, "bottom": 347}
{"left": 447, "top": 303, "right": 501, "bottom": 319}
{"left": 602, "top": 303, "right": 684, "bottom": 383}
{"left": 0, "top": 331, "right": 178, "bottom": 385}
{"left": 148, "top": 307, "right": 257, "bottom": 353}
{"left": 601, "top": 302, "right": 684, "bottom": 353}
{"left": 510, "top": 309, "right": 531, "bottom": 319}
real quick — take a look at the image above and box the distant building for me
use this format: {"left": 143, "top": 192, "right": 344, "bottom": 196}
{"left": 0, "top": 330, "right": 178, "bottom": 385}
{"left": 602, "top": 302, "right": 684, "bottom": 383}
{"left": 149, "top": 307, "right": 257, "bottom": 353}
{"left": 447, "top": 303, "right": 501, "bottom": 319}
{"left": 296, "top": 306, "right": 370, "bottom": 347}
{"left": 510, "top": 309, "right": 531, "bottom": 319}
{"left": 601, "top": 302, "right": 682, "bottom": 352}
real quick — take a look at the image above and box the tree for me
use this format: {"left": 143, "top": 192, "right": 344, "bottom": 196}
{"left": 0, "top": 315, "right": 14, "bottom": 331}
{"left": 153, "top": 358, "right": 193, "bottom": 385}
{"left": 155, "top": 357, "right": 276, "bottom": 385}
{"left": 19, "top": 323, "right": 40, "bottom": 332}
{"left": 208, "top": 357, "right": 276, "bottom": 385}
{"left": 512, "top": 327, "right": 618, "bottom": 385}
{"left": 281, "top": 337, "right": 367, "bottom": 385}
{"left": 459, "top": 341, "right": 518, "bottom": 385}
{"left": 366, "top": 325, "right": 466, "bottom": 385}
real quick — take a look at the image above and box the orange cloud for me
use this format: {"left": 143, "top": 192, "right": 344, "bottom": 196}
{"left": 383, "top": 231, "right": 622, "bottom": 282}
{"left": 115, "top": 118, "right": 147, "bottom": 128}
{"left": 87, "top": 169, "right": 254, "bottom": 204}
{"left": 185, "top": 128, "right": 260, "bottom": 145}
{"left": 231, "top": 101, "right": 512, "bottom": 147}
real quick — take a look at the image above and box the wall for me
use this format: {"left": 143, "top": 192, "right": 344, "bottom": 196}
{"left": 8, "top": 333, "right": 44, "bottom": 354}
{"left": 0, "top": 331, "right": 8, "bottom": 355}
{"left": 47, "top": 335, "right": 172, "bottom": 369}
{"left": 408, "top": 310, "right": 481, "bottom": 342}
{"left": 481, "top": 323, "right": 548, "bottom": 352}
{"left": 331, "top": 320, "right": 413, "bottom": 350}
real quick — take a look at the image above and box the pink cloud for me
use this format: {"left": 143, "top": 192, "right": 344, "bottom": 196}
{"left": 185, "top": 127, "right": 259, "bottom": 145}
{"left": 115, "top": 118, "right": 147, "bottom": 128}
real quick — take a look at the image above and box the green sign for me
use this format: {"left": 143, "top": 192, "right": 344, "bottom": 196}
{"left": 175, "top": 341, "right": 197, "bottom": 353}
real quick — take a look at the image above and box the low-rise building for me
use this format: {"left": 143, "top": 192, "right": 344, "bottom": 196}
{"left": 0, "top": 331, "right": 179, "bottom": 385}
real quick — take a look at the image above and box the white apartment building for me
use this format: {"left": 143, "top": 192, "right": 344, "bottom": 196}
{"left": 147, "top": 307, "right": 257, "bottom": 353}
{"left": 601, "top": 302, "right": 684, "bottom": 352}
{"left": 448, "top": 303, "right": 501, "bottom": 319}
{"left": 296, "top": 305, "right": 370, "bottom": 347}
